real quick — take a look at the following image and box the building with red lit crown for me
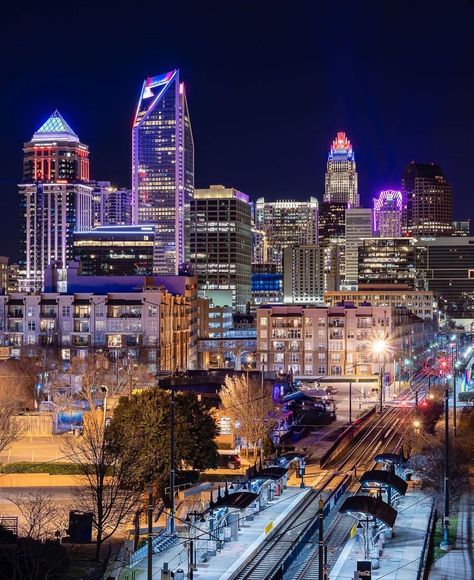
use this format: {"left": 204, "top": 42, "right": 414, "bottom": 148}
{"left": 19, "top": 111, "right": 93, "bottom": 292}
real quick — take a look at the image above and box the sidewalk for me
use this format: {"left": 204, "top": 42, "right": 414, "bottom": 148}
{"left": 330, "top": 489, "right": 433, "bottom": 579}
{"left": 430, "top": 488, "right": 474, "bottom": 579}
{"left": 132, "top": 486, "right": 310, "bottom": 579}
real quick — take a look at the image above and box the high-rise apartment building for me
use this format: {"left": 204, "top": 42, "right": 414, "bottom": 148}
{"left": 402, "top": 162, "right": 453, "bottom": 236}
{"left": 19, "top": 111, "right": 92, "bottom": 292}
{"left": 373, "top": 190, "right": 403, "bottom": 238}
{"left": 324, "top": 132, "right": 359, "bottom": 206}
{"left": 283, "top": 245, "right": 324, "bottom": 304}
{"left": 254, "top": 197, "right": 318, "bottom": 271}
{"left": 132, "top": 69, "right": 194, "bottom": 275}
{"left": 358, "top": 238, "right": 416, "bottom": 287}
{"left": 89, "top": 181, "right": 132, "bottom": 228}
{"left": 344, "top": 208, "right": 373, "bottom": 289}
{"left": 190, "top": 185, "right": 252, "bottom": 312}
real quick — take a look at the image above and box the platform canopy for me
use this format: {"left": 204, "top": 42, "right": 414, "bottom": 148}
{"left": 360, "top": 470, "right": 408, "bottom": 496}
{"left": 339, "top": 495, "right": 397, "bottom": 528}
{"left": 204, "top": 491, "right": 259, "bottom": 513}
{"left": 374, "top": 452, "right": 406, "bottom": 466}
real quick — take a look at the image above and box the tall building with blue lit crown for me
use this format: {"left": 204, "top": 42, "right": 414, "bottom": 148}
{"left": 132, "top": 69, "right": 194, "bottom": 275}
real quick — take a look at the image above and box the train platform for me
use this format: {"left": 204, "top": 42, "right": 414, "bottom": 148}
{"left": 330, "top": 488, "right": 433, "bottom": 579}
{"left": 132, "top": 485, "right": 311, "bottom": 579}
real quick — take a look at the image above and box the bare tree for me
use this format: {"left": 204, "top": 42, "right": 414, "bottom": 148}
{"left": 7, "top": 490, "right": 69, "bottom": 541}
{"left": 220, "top": 374, "right": 278, "bottom": 459}
{"left": 0, "top": 405, "right": 24, "bottom": 455}
{"left": 63, "top": 377, "right": 142, "bottom": 560}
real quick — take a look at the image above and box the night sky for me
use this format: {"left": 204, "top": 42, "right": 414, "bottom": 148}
{"left": 1, "top": 1, "right": 473, "bottom": 260}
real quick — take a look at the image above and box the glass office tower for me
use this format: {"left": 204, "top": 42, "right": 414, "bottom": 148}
{"left": 132, "top": 69, "right": 194, "bottom": 274}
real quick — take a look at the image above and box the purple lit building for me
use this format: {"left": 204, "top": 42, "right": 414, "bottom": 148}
{"left": 373, "top": 190, "right": 403, "bottom": 237}
{"left": 132, "top": 69, "right": 194, "bottom": 275}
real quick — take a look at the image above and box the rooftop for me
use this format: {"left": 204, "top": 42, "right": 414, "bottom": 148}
{"left": 31, "top": 110, "right": 80, "bottom": 143}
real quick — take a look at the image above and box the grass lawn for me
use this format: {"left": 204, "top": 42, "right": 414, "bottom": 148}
{"left": 433, "top": 512, "right": 459, "bottom": 561}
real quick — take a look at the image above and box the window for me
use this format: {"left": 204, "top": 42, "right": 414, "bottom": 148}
{"left": 27, "top": 321, "right": 36, "bottom": 332}
{"left": 148, "top": 305, "right": 158, "bottom": 318}
{"left": 304, "top": 317, "right": 313, "bottom": 326}
{"left": 260, "top": 317, "right": 268, "bottom": 326}
{"left": 260, "top": 341, "right": 267, "bottom": 350}
{"left": 27, "top": 306, "right": 35, "bottom": 318}
{"left": 318, "top": 365, "right": 326, "bottom": 374}
{"left": 260, "top": 329, "right": 267, "bottom": 339}
{"left": 62, "top": 306, "right": 70, "bottom": 317}
{"left": 305, "top": 329, "right": 313, "bottom": 339}
{"left": 304, "top": 353, "right": 313, "bottom": 364}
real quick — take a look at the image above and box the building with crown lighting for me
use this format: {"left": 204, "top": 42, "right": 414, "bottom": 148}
{"left": 324, "top": 132, "right": 359, "bottom": 207}
{"left": 19, "top": 111, "right": 92, "bottom": 292}
{"left": 132, "top": 69, "right": 194, "bottom": 275}
{"left": 402, "top": 162, "right": 453, "bottom": 236}
{"left": 254, "top": 197, "right": 318, "bottom": 271}
{"left": 373, "top": 190, "right": 403, "bottom": 238}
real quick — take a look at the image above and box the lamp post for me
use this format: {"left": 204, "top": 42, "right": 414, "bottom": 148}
{"left": 371, "top": 339, "right": 388, "bottom": 414}
{"left": 440, "top": 386, "right": 450, "bottom": 550}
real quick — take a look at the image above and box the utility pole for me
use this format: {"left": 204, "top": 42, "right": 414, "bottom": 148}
{"left": 147, "top": 490, "right": 153, "bottom": 580}
{"left": 441, "top": 386, "right": 450, "bottom": 549}
{"left": 170, "top": 384, "right": 176, "bottom": 533}
{"left": 318, "top": 497, "right": 324, "bottom": 580}
{"left": 349, "top": 380, "right": 352, "bottom": 426}
{"left": 379, "top": 366, "right": 383, "bottom": 414}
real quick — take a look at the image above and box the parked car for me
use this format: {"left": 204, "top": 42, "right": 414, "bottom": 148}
{"left": 325, "top": 385, "right": 338, "bottom": 396}
{"left": 217, "top": 450, "right": 242, "bottom": 470}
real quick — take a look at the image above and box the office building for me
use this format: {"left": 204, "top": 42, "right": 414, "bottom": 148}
{"left": 283, "top": 245, "right": 324, "bottom": 304}
{"left": 0, "top": 257, "right": 9, "bottom": 295}
{"left": 318, "top": 202, "right": 347, "bottom": 290}
{"left": 414, "top": 237, "right": 474, "bottom": 316}
{"left": 254, "top": 197, "right": 318, "bottom": 271}
{"left": 190, "top": 185, "right": 252, "bottom": 312}
{"left": 324, "top": 286, "right": 434, "bottom": 320}
{"left": 358, "top": 238, "right": 416, "bottom": 287}
{"left": 344, "top": 208, "right": 373, "bottom": 289}
{"left": 132, "top": 69, "right": 194, "bottom": 275}
{"left": 19, "top": 111, "right": 92, "bottom": 292}
{"left": 324, "top": 132, "right": 359, "bottom": 206}
{"left": 402, "top": 162, "right": 453, "bottom": 236}
{"left": 251, "top": 263, "right": 283, "bottom": 305}
{"left": 373, "top": 190, "right": 403, "bottom": 238}
{"left": 73, "top": 225, "right": 155, "bottom": 276}
{"left": 257, "top": 304, "right": 426, "bottom": 376}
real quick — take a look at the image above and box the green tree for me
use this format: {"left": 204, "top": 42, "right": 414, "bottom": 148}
{"left": 107, "top": 388, "right": 219, "bottom": 494}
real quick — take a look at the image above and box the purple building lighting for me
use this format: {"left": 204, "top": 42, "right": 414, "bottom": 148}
{"left": 373, "top": 190, "right": 403, "bottom": 237}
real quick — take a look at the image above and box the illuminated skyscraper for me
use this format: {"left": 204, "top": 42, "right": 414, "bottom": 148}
{"left": 19, "top": 111, "right": 92, "bottom": 292}
{"left": 402, "top": 162, "right": 452, "bottom": 236}
{"left": 254, "top": 197, "right": 319, "bottom": 271}
{"left": 324, "top": 132, "right": 359, "bottom": 206}
{"left": 132, "top": 69, "right": 194, "bottom": 275}
{"left": 373, "top": 190, "right": 403, "bottom": 238}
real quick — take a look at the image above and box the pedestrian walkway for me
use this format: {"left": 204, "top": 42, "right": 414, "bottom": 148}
{"left": 132, "top": 486, "right": 310, "bottom": 579}
{"left": 430, "top": 487, "right": 474, "bottom": 580}
{"left": 330, "top": 489, "right": 433, "bottom": 579}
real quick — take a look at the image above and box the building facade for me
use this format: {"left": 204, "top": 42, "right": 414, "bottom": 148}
{"left": 324, "top": 132, "right": 359, "bottom": 206}
{"left": 190, "top": 185, "right": 252, "bottom": 312}
{"left": 90, "top": 181, "right": 132, "bottom": 228}
{"left": 251, "top": 263, "right": 283, "bottom": 305}
{"left": 373, "top": 190, "right": 403, "bottom": 238}
{"left": 19, "top": 111, "right": 92, "bottom": 292}
{"left": 0, "top": 286, "right": 192, "bottom": 371}
{"left": 254, "top": 197, "right": 318, "bottom": 271}
{"left": 257, "top": 304, "right": 425, "bottom": 377}
{"left": 344, "top": 208, "right": 373, "bottom": 288}
{"left": 73, "top": 225, "right": 155, "bottom": 276}
{"left": 402, "top": 162, "right": 453, "bottom": 236}
{"left": 324, "top": 286, "right": 434, "bottom": 320}
{"left": 319, "top": 201, "right": 347, "bottom": 290}
{"left": 132, "top": 69, "right": 194, "bottom": 275}
{"left": 358, "top": 238, "right": 416, "bottom": 287}
{"left": 283, "top": 245, "right": 324, "bottom": 304}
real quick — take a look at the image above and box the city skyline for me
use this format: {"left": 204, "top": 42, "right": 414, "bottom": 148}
{"left": 0, "top": 2, "right": 473, "bottom": 260}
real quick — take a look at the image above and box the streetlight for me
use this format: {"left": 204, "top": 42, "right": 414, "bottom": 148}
{"left": 371, "top": 338, "right": 388, "bottom": 414}
{"left": 413, "top": 419, "right": 421, "bottom": 434}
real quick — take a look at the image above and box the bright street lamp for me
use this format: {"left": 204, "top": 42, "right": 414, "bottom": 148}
{"left": 371, "top": 338, "right": 388, "bottom": 414}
